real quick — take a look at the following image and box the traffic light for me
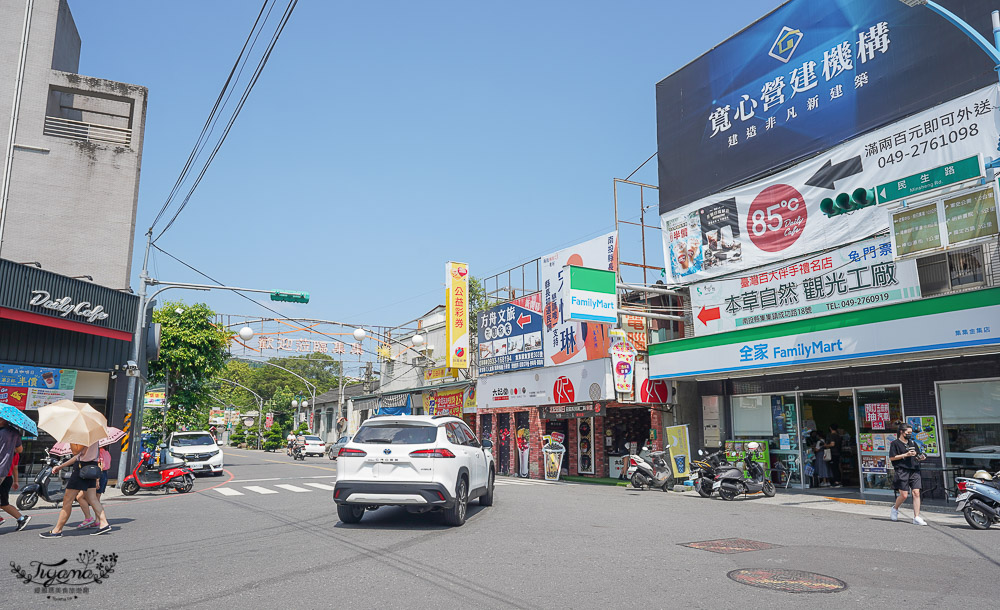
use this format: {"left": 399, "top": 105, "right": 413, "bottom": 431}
{"left": 270, "top": 290, "right": 310, "bottom": 303}
{"left": 820, "top": 187, "right": 876, "bottom": 217}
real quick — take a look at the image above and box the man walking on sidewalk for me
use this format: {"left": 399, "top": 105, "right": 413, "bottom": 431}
{"left": 890, "top": 423, "right": 927, "bottom": 526}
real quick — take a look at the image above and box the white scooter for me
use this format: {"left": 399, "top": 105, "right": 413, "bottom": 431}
{"left": 626, "top": 445, "right": 674, "bottom": 492}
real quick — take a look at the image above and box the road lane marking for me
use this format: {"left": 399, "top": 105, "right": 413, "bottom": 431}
{"left": 228, "top": 475, "right": 337, "bottom": 484}
{"left": 245, "top": 486, "right": 279, "bottom": 494}
{"left": 275, "top": 484, "right": 311, "bottom": 493}
{"left": 215, "top": 488, "right": 243, "bottom": 496}
{"left": 304, "top": 483, "right": 336, "bottom": 490}
{"left": 225, "top": 449, "right": 339, "bottom": 473}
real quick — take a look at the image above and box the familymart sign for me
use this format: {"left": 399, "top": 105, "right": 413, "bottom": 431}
{"left": 649, "top": 288, "right": 1000, "bottom": 379}
{"left": 565, "top": 265, "right": 617, "bottom": 324}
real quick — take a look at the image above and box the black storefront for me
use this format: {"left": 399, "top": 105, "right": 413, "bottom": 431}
{"left": 0, "top": 259, "right": 138, "bottom": 482}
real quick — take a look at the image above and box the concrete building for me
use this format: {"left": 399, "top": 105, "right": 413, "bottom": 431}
{"left": 0, "top": 0, "right": 147, "bottom": 288}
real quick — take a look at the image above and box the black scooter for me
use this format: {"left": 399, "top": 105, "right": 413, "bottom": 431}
{"left": 16, "top": 450, "right": 69, "bottom": 510}
{"left": 292, "top": 444, "right": 306, "bottom": 461}
{"left": 714, "top": 442, "right": 776, "bottom": 500}
{"left": 690, "top": 448, "right": 728, "bottom": 498}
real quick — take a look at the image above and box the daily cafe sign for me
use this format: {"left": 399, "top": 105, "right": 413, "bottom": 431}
{"left": 28, "top": 290, "right": 110, "bottom": 323}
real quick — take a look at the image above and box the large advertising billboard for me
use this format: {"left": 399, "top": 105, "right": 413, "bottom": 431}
{"left": 660, "top": 85, "right": 999, "bottom": 284}
{"left": 656, "top": 0, "right": 999, "bottom": 214}
{"left": 477, "top": 297, "right": 544, "bottom": 375}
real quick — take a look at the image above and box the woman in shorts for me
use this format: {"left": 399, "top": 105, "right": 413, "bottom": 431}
{"left": 40, "top": 442, "right": 111, "bottom": 538}
{"left": 76, "top": 446, "right": 112, "bottom": 529}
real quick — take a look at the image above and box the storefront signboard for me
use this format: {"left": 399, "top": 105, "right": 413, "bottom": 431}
{"left": 650, "top": 288, "right": 1000, "bottom": 379}
{"left": 445, "top": 262, "right": 470, "bottom": 369}
{"left": 477, "top": 298, "right": 543, "bottom": 375}
{"left": 539, "top": 404, "right": 604, "bottom": 420}
{"left": 665, "top": 424, "right": 692, "bottom": 478}
{"left": 689, "top": 235, "right": 921, "bottom": 336}
{"left": 0, "top": 363, "right": 77, "bottom": 410}
{"left": 906, "top": 415, "right": 940, "bottom": 456}
{"left": 477, "top": 359, "right": 613, "bottom": 409}
{"left": 143, "top": 391, "right": 165, "bottom": 408}
{"left": 565, "top": 266, "right": 617, "bottom": 324}
{"left": 25, "top": 388, "right": 73, "bottom": 410}
{"left": 608, "top": 329, "right": 637, "bottom": 394}
{"left": 423, "top": 367, "right": 459, "bottom": 382}
{"left": 541, "top": 232, "right": 618, "bottom": 367}
{"left": 660, "top": 86, "right": 999, "bottom": 285}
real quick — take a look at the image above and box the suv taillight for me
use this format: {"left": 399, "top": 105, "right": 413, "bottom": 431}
{"left": 339, "top": 447, "right": 367, "bottom": 457}
{"left": 409, "top": 448, "right": 456, "bottom": 458}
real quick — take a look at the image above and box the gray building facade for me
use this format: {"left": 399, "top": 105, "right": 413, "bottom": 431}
{"left": 0, "top": 0, "right": 147, "bottom": 288}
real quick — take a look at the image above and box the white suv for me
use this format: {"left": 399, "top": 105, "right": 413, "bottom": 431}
{"left": 333, "top": 415, "right": 495, "bottom": 526}
{"left": 164, "top": 431, "right": 224, "bottom": 476}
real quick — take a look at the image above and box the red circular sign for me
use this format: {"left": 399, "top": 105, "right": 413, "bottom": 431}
{"left": 553, "top": 376, "right": 575, "bottom": 404}
{"left": 640, "top": 379, "right": 671, "bottom": 403}
{"left": 746, "top": 184, "right": 807, "bottom": 253}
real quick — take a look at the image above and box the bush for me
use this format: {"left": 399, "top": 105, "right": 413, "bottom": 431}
{"left": 263, "top": 426, "right": 284, "bottom": 452}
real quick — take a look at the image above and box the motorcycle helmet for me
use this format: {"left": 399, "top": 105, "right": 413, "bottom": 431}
{"left": 746, "top": 442, "right": 760, "bottom": 452}
{"left": 973, "top": 470, "right": 993, "bottom": 481}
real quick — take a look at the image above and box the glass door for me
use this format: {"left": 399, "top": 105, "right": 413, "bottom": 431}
{"left": 854, "top": 386, "right": 904, "bottom": 495}
{"left": 769, "top": 394, "right": 802, "bottom": 488}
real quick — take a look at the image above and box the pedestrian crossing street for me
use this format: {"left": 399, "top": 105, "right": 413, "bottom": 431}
{"left": 211, "top": 476, "right": 555, "bottom": 497}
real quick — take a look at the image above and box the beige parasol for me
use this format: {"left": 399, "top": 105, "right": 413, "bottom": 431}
{"left": 36, "top": 399, "right": 109, "bottom": 447}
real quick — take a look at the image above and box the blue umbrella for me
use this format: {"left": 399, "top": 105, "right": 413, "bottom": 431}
{"left": 0, "top": 404, "right": 38, "bottom": 436}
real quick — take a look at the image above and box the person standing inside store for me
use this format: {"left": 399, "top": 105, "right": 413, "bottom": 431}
{"left": 826, "top": 424, "right": 843, "bottom": 488}
{"left": 0, "top": 419, "right": 31, "bottom": 531}
{"left": 890, "top": 423, "right": 927, "bottom": 526}
{"left": 40, "top": 441, "right": 111, "bottom": 538}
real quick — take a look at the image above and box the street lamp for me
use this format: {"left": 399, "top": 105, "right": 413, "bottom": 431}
{"left": 216, "top": 378, "right": 265, "bottom": 450}
{"left": 238, "top": 326, "right": 254, "bottom": 342}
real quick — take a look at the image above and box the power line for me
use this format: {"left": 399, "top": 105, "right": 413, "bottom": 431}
{"left": 152, "top": 0, "right": 299, "bottom": 242}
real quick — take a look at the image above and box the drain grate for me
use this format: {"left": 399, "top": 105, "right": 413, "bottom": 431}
{"left": 679, "top": 538, "right": 781, "bottom": 554}
{"left": 728, "top": 569, "right": 847, "bottom": 594}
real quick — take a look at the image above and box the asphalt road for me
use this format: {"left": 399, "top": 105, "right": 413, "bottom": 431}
{"left": 4, "top": 448, "right": 998, "bottom": 609}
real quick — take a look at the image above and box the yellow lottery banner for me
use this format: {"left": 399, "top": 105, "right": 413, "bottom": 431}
{"left": 666, "top": 424, "right": 692, "bottom": 478}
{"left": 445, "top": 261, "right": 469, "bottom": 369}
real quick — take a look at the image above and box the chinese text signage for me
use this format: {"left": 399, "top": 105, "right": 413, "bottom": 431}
{"left": 876, "top": 155, "right": 981, "bottom": 204}
{"left": 445, "top": 262, "right": 469, "bottom": 369}
{"left": 891, "top": 184, "right": 999, "bottom": 256}
{"left": 689, "top": 236, "right": 921, "bottom": 336}
{"left": 477, "top": 299, "right": 543, "bottom": 375}
{"left": 0, "top": 363, "right": 77, "bottom": 411}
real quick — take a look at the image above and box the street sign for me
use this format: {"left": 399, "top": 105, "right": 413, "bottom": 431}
{"left": 270, "top": 290, "right": 310, "bottom": 303}
{"left": 876, "top": 156, "right": 981, "bottom": 204}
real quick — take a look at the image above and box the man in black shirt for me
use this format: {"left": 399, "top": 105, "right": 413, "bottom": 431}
{"left": 889, "top": 423, "right": 927, "bottom": 526}
{"left": 826, "top": 424, "right": 843, "bottom": 487}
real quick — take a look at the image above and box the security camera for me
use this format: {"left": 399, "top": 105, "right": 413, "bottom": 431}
{"left": 125, "top": 360, "right": 140, "bottom": 377}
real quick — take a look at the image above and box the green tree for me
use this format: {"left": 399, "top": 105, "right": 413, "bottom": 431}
{"left": 295, "top": 421, "right": 310, "bottom": 435}
{"left": 263, "top": 425, "right": 284, "bottom": 452}
{"left": 468, "top": 276, "right": 497, "bottom": 341}
{"left": 144, "top": 301, "right": 232, "bottom": 435}
{"left": 250, "top": 353, "right": 342, "bottom": 398}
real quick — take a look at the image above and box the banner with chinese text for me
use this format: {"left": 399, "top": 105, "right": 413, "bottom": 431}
{"left": 0, "top": 363, "right": 77, "bottom": 410}
{"left": 689, "top": 236, "right": 921, "bottom": 336}
{"left": 541, "top": 232, "right": 618, "bottom": 367}
{"left": 445, "top": 262, "right": 469, "bottom": 369}
{"left": 661, "top": 85, "right": 999, "bottom": 285}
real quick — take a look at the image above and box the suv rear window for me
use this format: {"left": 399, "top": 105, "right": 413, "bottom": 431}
{"left": 172, "top": 434, "right": 215, "bottom": 447}
{"left": 354, "top": 424, "right": 438, "bottom": 445}
{"left": 304, "top": 436, "right": 322, "bottom": 442}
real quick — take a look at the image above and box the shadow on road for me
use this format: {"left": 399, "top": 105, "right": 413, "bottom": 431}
{"left": 334, "top": 504, "right": 489, "bottom": 530}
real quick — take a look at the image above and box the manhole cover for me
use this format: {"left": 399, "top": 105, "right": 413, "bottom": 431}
{"left": 679, "top": 538, "right": 780, "bottom": 554}
{"left": 728, "top": 569, "right": 847, "bottom": 594}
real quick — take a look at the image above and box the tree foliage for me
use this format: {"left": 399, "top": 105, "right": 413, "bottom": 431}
{"left": 468, "top": 276, "right": 497, "bottom": 341}
{"left": 144, "top": 301, "right": 231, "bottom": 434}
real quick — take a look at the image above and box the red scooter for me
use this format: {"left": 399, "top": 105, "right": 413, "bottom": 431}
{"left": 120, "top": 451, "right": 195, "bottom": 495}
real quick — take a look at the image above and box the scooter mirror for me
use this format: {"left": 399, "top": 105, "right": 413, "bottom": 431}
{"left": 698, "top": 450, "right": 705, "bottom": 456}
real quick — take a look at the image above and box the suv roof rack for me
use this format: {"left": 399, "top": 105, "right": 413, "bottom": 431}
{"left": 431, "top": 414, "right": 458, "bottom": 419}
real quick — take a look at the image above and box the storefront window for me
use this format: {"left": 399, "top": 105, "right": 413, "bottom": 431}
{"left": 732, "top": 396, "right": 772, "bottom": 436}
{"left": 939, "top": 380, "right": 1000, "bottom": 473}
{"left": 733, "top": 394, "right": 800, "bottom": 487}
{"left": 855, "top": 387, "right": 903, "bottom": 494}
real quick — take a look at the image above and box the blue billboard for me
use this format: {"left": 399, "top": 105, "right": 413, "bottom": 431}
{"left": 656, "top": 0, "right": 999, "bottom": 214}
{"left": 477, "top": 302, "right": 544, "bottom": 375}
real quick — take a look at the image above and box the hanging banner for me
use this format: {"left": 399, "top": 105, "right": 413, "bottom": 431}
{"left": 665, "top": 424, "right": 692, "bottom": 478}
{"left": 424, "top": 389, "right": 464, "bottom": 417}
{"left": 688, "top": 235, "right": 921, "bottom": 336}
{"left": 608, "top": 329, "right": 637, "bottom": 394}
{"left": 143, "top": 391, "right": 165, "bottom": 409}
{"left": 542, "top": 232, "right": 618, "bottom": 367}
{"left": 656, "top": 0, "right": 1000, "bottom": 214}
{"left": 445, "top": 261, "right": 469, "bottom": 369}
{"left": 661, "top": 85, "right": 999, "bottom": 285}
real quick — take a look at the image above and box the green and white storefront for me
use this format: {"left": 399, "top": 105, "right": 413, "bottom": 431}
{"left": 649, "top": 288, "right": 1000, "bottom": 498}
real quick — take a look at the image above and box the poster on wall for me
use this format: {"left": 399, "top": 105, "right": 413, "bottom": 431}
{"left": 423, "top": 388, "right": 465, "bottom": 418}
{"left": 660, "top": 86, "right": 1000, "bottom": 285}
{"left": 541, "top": 232, "right": 618, "bottom": 367}
{"left": 577, "top": 417, "right": 595, "bottom": 475}
{"left": 906, "top": 415, "right": 940, "bottom": 456}
{"left": 0, "top": 363, "right": 77, "bottom": 410}
{"left": 515, "top": 413, "right": 530, "bottom": 478}
{"left": 477, "top": 298, "right": 544, "bottom": 375}
{"left": 445, "top": 261, "right": 469, "bottom": 369}
{"left": 608, "top": 329, "right": 637, "bottom": 394}
{"left": 665, "top": 424, "right": 692, "bottom": 478}
{"left": 689, "top": 235, "right": 921, "bottom": 336}
{"left": 861, "top": 455, "right": 888, "bottom": 475}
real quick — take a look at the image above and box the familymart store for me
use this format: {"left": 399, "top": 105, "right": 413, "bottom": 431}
{"left": 650, "top": 288, "right": 1000, "bottom": 498}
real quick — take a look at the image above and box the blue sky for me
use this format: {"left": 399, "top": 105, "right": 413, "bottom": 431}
{"left": 71, "top": 0, "right": 784, "bottom": 326}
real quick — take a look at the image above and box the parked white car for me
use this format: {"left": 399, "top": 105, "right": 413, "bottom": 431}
{"left": 302, "top": 435, "right": 326, "bottom": 457}
{"left": 164, "top": 431, "right": 224, "bottom": 476}
{"left": 333, "top": 415, "right": 494, "bottom": 526}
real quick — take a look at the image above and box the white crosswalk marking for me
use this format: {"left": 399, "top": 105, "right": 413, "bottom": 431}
{"left": 244, "top": 486, "right": 279, "bottom": 495}
{"left": 214, "top": 488, "right": 243, "bottom": 496}
{"left": 274, "top": 484, "right": 311, "bottom": 493}
{"left": 304, "top": 482, "right": 336, "bottom": 490}
{"left": 495, "top": 478, "right": 554, "bottom": 486}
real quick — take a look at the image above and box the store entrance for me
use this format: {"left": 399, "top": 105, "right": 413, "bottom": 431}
{"left": 799, "top": 391, "right": 856, "bottom": 489}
